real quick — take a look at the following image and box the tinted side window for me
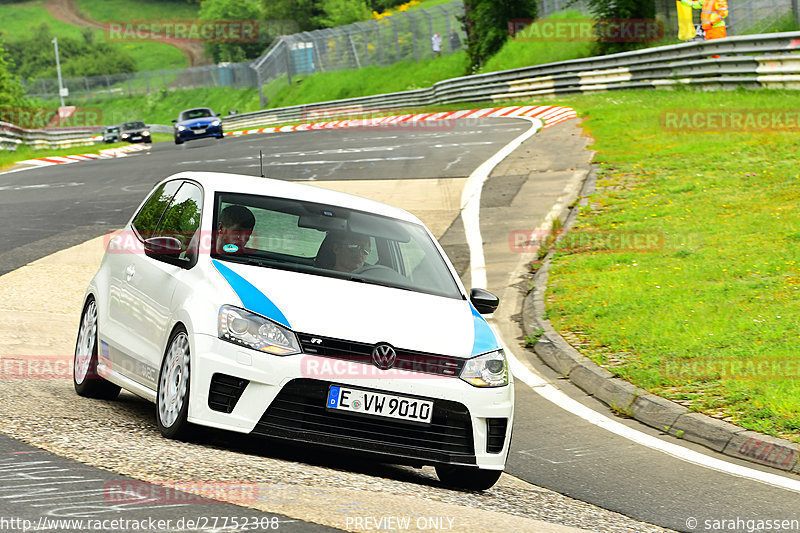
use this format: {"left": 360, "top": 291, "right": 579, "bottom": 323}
{"left": 155, "top": 182, "right": 203, "bottom": 256}
{"left": 132, "top": 181, "right": 181, "bottom": 240}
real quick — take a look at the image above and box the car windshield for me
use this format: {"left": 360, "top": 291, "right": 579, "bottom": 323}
{"left": 122, "top": 121, "right": 145, "bottom": 130}
{"left": 211, "top": 192, "right": 463, "bottom": 300}
{"left": 179, "top": 109, "right": 213, "bottom": 121}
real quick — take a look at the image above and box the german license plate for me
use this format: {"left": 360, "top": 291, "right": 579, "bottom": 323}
{"left": 194, "top": 128, "right": 206, "bottom": 134}
{"left": 326, "top": 385, "right": 433, "bottom": 424}
{"left": 132, "top": 136, "right": 141, "bottom": 140}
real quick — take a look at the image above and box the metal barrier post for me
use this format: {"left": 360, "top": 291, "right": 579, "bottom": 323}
{"left": 794, "top": 0, "right": 800, "bottom": 27}
{"left": 284, "top": 40, "right": 293, "bottom": 85}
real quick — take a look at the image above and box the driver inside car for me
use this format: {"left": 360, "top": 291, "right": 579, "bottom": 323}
{"left": 330, "top": 231, "right": 371, "bottom": 272}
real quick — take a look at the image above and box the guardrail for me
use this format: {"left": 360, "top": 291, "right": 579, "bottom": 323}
{"left": 6, "top": 31, "right": 800, "bottom": 149}
{"left": 221, "top": 31, "right": 800, "bottom": 131}
{"left": 0, "top": 121, "right": 100, "bottom": 151}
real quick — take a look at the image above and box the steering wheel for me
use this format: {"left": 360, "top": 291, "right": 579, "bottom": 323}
{"left": 352, "top": 264, "right": 396, "bottom": 276}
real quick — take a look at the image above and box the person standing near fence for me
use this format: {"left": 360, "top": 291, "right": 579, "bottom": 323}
{"left": 681, "top": 0, "right": 729, "bottom": 40}
{"left": 431, "top": 32, "right": 442, "bottom": 56}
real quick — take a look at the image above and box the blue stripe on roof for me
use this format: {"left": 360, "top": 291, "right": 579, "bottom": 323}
{"left": 470, "top": 303, "right": 499, "bottom": 356}
{"left": 212, "top": 259, "right": 291, "bottom": 329}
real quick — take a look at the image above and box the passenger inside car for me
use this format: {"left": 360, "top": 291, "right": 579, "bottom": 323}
{"left": 215, "top": 205, "right": 255, "bottom": 254}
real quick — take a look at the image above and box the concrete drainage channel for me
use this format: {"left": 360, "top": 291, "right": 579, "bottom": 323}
{"left": 521, "top": 169, "right": 800, "bottom": 476}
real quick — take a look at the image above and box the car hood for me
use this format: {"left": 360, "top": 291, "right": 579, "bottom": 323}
{"left": 209, "top": 259, "right": 497, "bottom": 358}
{"left": 177, "top": 117, "right": 217, "bottom": 128}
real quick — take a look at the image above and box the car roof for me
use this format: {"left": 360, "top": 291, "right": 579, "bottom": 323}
{"left": 162, "top": 171, "right": 423, "bottom": 225}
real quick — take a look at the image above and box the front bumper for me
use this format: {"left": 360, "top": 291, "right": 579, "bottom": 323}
{"left": 175, "top": 124, "right": 223, "bottom": 141}
{"left": 122, "top": 133, "right": 151, "bottom": 143}
{"left": 188, "top": 334, "right": 514, "bottom": 469}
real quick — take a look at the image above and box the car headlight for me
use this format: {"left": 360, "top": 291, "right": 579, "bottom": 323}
{"left": 460, "top": 350, "right": 508, "bottom": 387}
{"left": 142, "top": 130, "right": 150, "bottom": 136}
{"left": 211, "top": 120, "right": 221, "bottom": 126}
{"left": 218, "top": 305, "right": 301, "bottom": 356}
{"left": 121, "top": 133, "right": 129, "bottom": 138}
{"left": 177, "top": 125, "right": 186, "bottom": 131}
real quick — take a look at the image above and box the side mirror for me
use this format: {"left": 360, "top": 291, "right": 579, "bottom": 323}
{"left": 216, "top": 113, "right": 221, "bottom": 117}
{"left": 144, "top": 236, "right": 187, "bottom": 267}
{"left": 171, "top": 119, "right": 177, "bottom": 123}
{"left": 470, "top": 288, "right": 499, "bottom": 315}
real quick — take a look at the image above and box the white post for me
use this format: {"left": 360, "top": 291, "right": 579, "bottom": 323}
{"left": 52, "top": 38, "right": 65, "bottom": 107}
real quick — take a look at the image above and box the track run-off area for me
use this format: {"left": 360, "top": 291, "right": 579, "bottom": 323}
{"left": 0, "top": 113, "right": 798, "bottom": 533}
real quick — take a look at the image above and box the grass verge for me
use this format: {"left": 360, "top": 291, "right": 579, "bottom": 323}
{"left": 0, "top": 141, "right": 124, "bottom": 171}
{"left": 537, "top": 89, "right": 800, "bottom": 441}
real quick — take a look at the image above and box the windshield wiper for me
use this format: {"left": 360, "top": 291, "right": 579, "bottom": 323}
{"left": 348, "top": 276, "right": 414, "bottom": 292}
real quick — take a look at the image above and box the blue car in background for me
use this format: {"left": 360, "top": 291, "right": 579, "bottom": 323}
{"left": 172, "top": 107, "right": 223, "bottom": 145}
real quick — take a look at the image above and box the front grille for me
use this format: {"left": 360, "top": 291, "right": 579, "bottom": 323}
{"left": 486, "top": 418, "right": 508, "bottom": 453}
{"left": 297, "top": 333, "right": 465, "bottom": 377}
{"left": 208, "top": 373, "right": 249, "bottom": 413}
{"left": 252, "top": 378, "right": 475, "bottom": 465}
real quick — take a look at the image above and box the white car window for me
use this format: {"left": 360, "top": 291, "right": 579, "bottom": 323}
{"left": 155, "top": 182, "right": 203, "bottom": 257}
{"left": 212, "top": 193, "right": 462, "bottom": 299}
{"left": 132, "top": 180, "right": 182, "bottom": 240}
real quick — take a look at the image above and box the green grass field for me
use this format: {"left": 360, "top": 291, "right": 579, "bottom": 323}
{"left": 540, "top": 89, "right": 800, "bottom": 441}
{"left": 0, "top": 0, "right": 188, "bottom": 73}
{"left": 74, "top": 0, "right": 201, "bottom": 22}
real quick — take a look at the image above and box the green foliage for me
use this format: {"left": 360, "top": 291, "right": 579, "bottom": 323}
{"left": 463, "top": 0, "right": 537, "bottom": 72}
{"left": 525, "top": 329, "right": 544, "bottom": 347}
{"left": 261, "top": 0, "right": 326, "bottom": 32}
{"left": 0, "top": 43, "right": 27, "bottom": 107}
{"left": 198, "top": 0, "right": 271, "bottom": 62}
{"left": 480, "top": 11, "right": 594, "bottom": 73}
{"left": 317, "top": 0, "right": 372, "bottom": 27}
{"left": 583, "top": 0, "right": 656, "bottom": 55}
{"left": 2, "top": 24, "right": 135, "bottom": 81}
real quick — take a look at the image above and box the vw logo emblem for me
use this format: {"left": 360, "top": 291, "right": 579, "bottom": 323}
{"left": 372, "top": 344, "right": 397, "bottom": 370}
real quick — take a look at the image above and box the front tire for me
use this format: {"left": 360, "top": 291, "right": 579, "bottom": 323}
{"left": 435, "top": 465, "right": 502, "bottom": 491}
{"left": 156, "top": 327, "right": 192, "bottom": 440}
{"left": 174, "top": 137, "right": 183, "bottom": 145}
{"left": 73, "top": 297, "right": 121, "bottom": 400}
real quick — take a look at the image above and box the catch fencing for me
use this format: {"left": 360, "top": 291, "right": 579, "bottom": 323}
{"left": 21, "top": 1, "right": 465, "bottom": 106}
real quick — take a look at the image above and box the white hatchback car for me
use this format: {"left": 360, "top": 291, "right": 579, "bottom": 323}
{"left": 74, "top": 171, "right": 514, "bottom": 490}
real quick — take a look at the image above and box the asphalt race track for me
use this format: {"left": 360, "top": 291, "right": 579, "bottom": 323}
{"left": 1, "top": 119, "right": 799, "bottom": 533}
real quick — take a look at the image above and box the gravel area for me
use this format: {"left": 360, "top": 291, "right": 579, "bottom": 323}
{"left": 0, "top": 379, "right": 672, "bottom": 533}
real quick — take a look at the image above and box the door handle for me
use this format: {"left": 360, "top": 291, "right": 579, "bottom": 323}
{"left": 125, "top": 265, "right": 135, "bottom": 281}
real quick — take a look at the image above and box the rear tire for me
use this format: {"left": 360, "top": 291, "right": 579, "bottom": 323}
{"left": 156, "top": 327, "right": 193, "bottom": 440}
{"left": 435, "top": 465, "right": 502, "bottom": 491}
{"left": 73, "top": 297, "right": 121, "bottom": 400}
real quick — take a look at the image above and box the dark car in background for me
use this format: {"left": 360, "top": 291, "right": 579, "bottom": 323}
{"left": 172, "top": 107, "right": 223, "bottom": 145}
{"left": 102, "top": 126, "right": 120, "bottom": 143}
{"left": 120, "top": 121, "right": 151, "bottom": 144}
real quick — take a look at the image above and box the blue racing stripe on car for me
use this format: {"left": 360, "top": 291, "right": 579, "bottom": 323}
{"left": 470, "top": 303, "right": 499, "bottom": 356}
{"left": 212, "top": 259, "right": 291, "bottom": 329}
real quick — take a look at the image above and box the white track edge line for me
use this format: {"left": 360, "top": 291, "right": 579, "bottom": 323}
{"left": 462, "top": 117, "right": 800, "bottom": 494}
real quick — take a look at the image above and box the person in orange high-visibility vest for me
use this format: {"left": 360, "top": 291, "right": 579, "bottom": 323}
{"left": 681, "top": 0, "right": 728, "bottom": 40}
